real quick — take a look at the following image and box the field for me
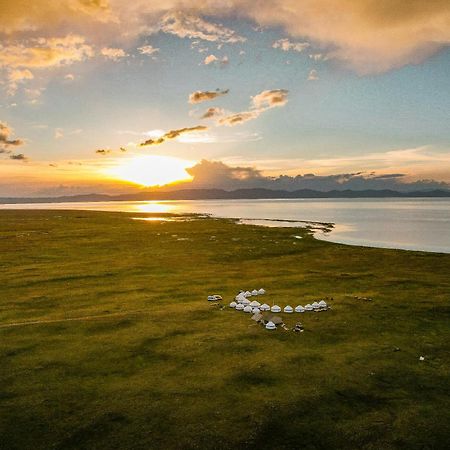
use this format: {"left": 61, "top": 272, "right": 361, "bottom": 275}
{"left": 0, "top": 209, "right": 449, "bottom": 449}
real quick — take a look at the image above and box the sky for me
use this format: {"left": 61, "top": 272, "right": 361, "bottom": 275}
{"left": 0, "top": 0, "right": 449, "bottom": 196}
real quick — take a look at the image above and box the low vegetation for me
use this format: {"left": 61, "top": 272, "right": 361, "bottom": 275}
{"left": 0, "top": 210, "right": 449, "bottom": 449}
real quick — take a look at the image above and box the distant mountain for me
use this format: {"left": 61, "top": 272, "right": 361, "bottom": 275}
{"left": 1, "top": 188, "right": 449, "bottom": 204}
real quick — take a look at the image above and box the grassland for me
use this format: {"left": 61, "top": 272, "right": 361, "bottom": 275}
{"left": 0, "top": 209, "right": 449, "bottom": 450}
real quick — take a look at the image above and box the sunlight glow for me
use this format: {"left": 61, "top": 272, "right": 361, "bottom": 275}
{"left": 106, "top": 155, "right": 194, "bottom": 187}
{"left": 134, "top": 202, "right": 173, "bottom": 214}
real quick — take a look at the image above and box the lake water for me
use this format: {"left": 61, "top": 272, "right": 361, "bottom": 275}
{"left": 1, "top": 198, "right": 449, "bottom": 253}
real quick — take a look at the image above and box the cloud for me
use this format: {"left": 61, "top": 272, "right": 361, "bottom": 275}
{"left": 9, "top": 153, "right": 28, "bottom": 161}
{"left": 252, "top": 89, "right": 288, "bottom": 109}
{"left": 238, "top": 0, "right": 450, "bottom": 74}
{"left": 139, "top": 125, "right": 208, "bottom": 147}
{"left": 137, "top": 44, "right": 159, "bottom": 55}
{"left": 0, "top": 0, "right": 114, "bottom": 35}
{"left": 101, "top": 47, "right": 128, "bottom": 60}
{"left": 5, "top": 68, "right": 34, "bottom": 95}
{"left": 95, "top": 148, "right": 112, "bottom": 154}
{"left": 186, "top": 159, "right": 263, "bottom": 186}
{"left": 0, "top": 122, "right": 24, "bottom": 149}
{"left": 0, "top": 35, "right": 94, "bottom": 69}
{"left": 307, "top": 69, "right": 319, "bottom": 80}
{"left": 272, "top": 38, "right": 309, "bottom": 52}
{"left": 201, "top": 107, "right": 225, "bottom": 119}
{"left": 219, "top": 111, "right": 260, "bottom": 127}
{"left": 64, "top": 73, "right": 75, "bottom": 81}
{"left": 218, "top": 89, "right": 289, "bottom": 127}
{"left": 203, "top": 54, "right": 228, "bottom": 65}
{"left": 3, "top": 1, "right": 449, "bottom": 74}
{"left": 189, "top": 89, "right": 229, "bottom": 104}
{"left": 54, "top": 128, "right": 64, "bottom": 139}
{"left": 160, "top": 11, "right": 246, "bottom": 44}
{"left": 203, "top": 54, "right": 217, "bottom": 65}
{"left": 182, "top": 159, "right": 450, "bottom": 192}
{"left": 309, "top": 53, "right": 325, "bottom": 61}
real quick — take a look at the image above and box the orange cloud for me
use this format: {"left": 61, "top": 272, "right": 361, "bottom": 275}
{"left": 100, "top": 47, "right": 128, "bottom": 60}
{"left": 139, "top": 125, "right": 208, "bottom": 146}
{"left": 189, "top": 89, "right": 229, "bottom": 104}
{"left": 219, "top": 89, "right": 289, "bottom": 127}
{"left": 0, "top": 35, "right": 94, "bottom": 69}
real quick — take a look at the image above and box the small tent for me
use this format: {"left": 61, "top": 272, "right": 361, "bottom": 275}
{"left": 305, "top": 304, "right": 313, "bottom": 311}
{"left": 260, "top": 303, "right": 270, "bottom": 311}
{"left": 271, "top": 305, "right": 281, "bottom": 313}
{"left": 251, "top": 289, "right": 259, "bottom": 296}
{"left": 295, "top": 305, "right": 305, "bottom": 313}
{"left": 249, "top": 300, "right": 261, "bottom": 308}
{"left": 229, "top": 301, "right": 237, "bottom": 308}
{"left": 252, "top": 307, "right": 261, "bottom": 314}
{"left": 244, "top": 291, "right": 252, "bottom": 297}
{"left": 242, "top": 298, "right": 251, "bottom": 306}
{"left": 319, "top": 300, "right": 327, "bottom": 308}
{"left": 265, "top": 321, "right": 276, "bottom": 330}
{"left": 243, "top": 305, "right": 253, "bottom": 313}
{"left": 235, "top": 304, "right": 244, "bottom": 311}
{"left": 284, "top": 305, "right": 293, "bottom": 313}
{"left": 258, "top": 288, "right": 266, "bottom": 295}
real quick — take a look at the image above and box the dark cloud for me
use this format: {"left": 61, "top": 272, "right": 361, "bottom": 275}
{"left": 182, "top": 160, "right": 450, "bottom": 192}
{"left": 95, "top": 148, "right": 111, "bottom": 154}
{"left": 218, "top": 111, "right": 259, "bottom": 126}
{"left": 9, "top": 153, "right": 28, "bottom": 161}
{"left": 139, "top": 125, "right": 207, "bottom": 147}
{"left": 189, "top": 89, "right": 229, "bottom": 104}
{"left": 0, "top": 122, "right": 24, "bottom": 149}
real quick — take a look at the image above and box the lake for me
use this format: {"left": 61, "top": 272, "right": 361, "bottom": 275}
{"left": 1, "top": 198, "right": 449, "bottom": 253}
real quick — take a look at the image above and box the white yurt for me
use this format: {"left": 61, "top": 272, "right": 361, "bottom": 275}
{"left": 249, "top": 300, "right": 261, "bottom": 308}
{"left": 229, "top": 301, "right": 237, "bottom": 308}
{"left": 284, "top": 305, "right": 294, "bottom": 313}
{"left": 312, "top": 301, "right": 320, "bottom": 310}
{"left": 260, "top": 303, "right": 270, "bottom": 311}
{"left": 242, "top": 298, "right": 251, "bottom": 306}
{"left": 235, "top": 304, "right": 244, "bottom": 311}
{"left": 251, "top": 307, "right": 261, "bottom": 314}
{"left": 265, "top": 321, "right": 276, "bottom": 330}
{"left": 244, "top": 291, "right": 252, "bottom": 297}
{"left": 251, "top": 289, "right": 259, "bottom": 296}
{"left": 271, "top": 305, "right": 281, "bottom": 313}
{"left": 258, "top": 288, "right": 266, "bottom": 295}
{"left": 319, "top": 300, "right": 327, "bottom": 308}
{"left": 295, "top": 305, "right": 305, "bottom": 313}
{"left": 243, "top": 305, "right": 253, "bottom": 313}
{"left": 305, "top": 304, "right": 313, "bottom": 311}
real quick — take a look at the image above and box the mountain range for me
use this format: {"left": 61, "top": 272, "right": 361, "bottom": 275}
{"left": 1, "top": 188, "right": 449, "bottom": 204}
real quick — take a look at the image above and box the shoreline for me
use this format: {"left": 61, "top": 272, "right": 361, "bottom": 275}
{"left": 1, "top": 207, "right": 449, "bottom": 255}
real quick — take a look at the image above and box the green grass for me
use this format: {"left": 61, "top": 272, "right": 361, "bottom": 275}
{"left": 0, "top": 209, "right": 449, "bottom": 449}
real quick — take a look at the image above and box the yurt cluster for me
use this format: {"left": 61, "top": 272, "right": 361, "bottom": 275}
{"left": 209, "top": 289, "right": 330, "bottom": 331}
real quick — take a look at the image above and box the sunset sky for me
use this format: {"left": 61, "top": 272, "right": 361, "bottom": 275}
{"left": 1, "top": 1, "right": 449, "bottom": 196}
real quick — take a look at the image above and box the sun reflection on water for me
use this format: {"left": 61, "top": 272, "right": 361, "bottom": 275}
{"left": 133, "top": 202, "right": 175, "bottom": 214}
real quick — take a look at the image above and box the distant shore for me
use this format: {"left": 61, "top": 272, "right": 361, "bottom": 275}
{"left": 1, "top": 187, "right": 450, "bottom": 204}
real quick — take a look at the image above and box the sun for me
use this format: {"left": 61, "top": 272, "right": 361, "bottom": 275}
{"left": 105, "top": 155, "right": 194, "bottom": 187}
